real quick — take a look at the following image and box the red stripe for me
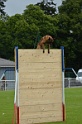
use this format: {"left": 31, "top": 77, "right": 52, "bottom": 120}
{"left": 17, "top": 106, "right": 19, "bottom": 124}
{"left": 62, "top": 103, "right": 65, "bottom": 121}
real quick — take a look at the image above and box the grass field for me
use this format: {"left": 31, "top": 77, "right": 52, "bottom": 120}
{"left": 0, "top": 88, "right": 82, "bottom": 124}
{"left": 0, "top": 90, "right": 14, "bottom": 124}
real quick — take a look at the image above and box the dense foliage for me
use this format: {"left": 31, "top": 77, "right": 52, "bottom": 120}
{"left": 0, "top": 0, "right": 82, "bottom": 71}
{"left": 35, "top": 0, "right": 56, "bottom": 15}
{"left": 58, "top": 0, "right": 82, "bottom": 70}
{"left": 0, "top": 0, "right": 7, "bottom": 16}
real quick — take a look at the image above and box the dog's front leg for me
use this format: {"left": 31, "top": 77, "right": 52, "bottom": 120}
{"left": 42, "top": 44, "right": 45, "bottom": 53}
{"left": 48, "top": 44, "right": 50, "bottom": 53}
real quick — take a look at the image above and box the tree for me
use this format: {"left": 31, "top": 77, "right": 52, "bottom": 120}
{"left": 23, "top": 4, "right": 58, "bottom": 36}
{"left": 35, "top": 0, "right": 57, "bottom": 15}
{"left": 14, "top": 20, "right": 39, "bottom": 49}
{"left": 0, "top": 19, "right": 9, "bottom": 58}
{"left": 0, "top": 4, "right": 58, "bottom": 60}
{"left": 58, "top": 0, "right": 82, "bottom": 70}
{"left": 0, "top": 0, "right": 7, "bottom": 16}
{"left": 23, "top": 4, "right": 58, "bottom": 46}
{"left": 0, "top": 14, "right": 24, "bottom": 60}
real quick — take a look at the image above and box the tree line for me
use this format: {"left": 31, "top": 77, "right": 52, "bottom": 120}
{"left": 0, "top": 0, "right": 82, "bottom": 71}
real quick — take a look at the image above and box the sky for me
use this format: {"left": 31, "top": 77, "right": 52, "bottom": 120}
{"left": 5, "top": 0, "right": 62, "bottom": 16}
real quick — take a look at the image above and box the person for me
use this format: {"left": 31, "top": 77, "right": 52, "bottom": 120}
{"left": 2, "top": 76, "right": 6, "bottom": 90}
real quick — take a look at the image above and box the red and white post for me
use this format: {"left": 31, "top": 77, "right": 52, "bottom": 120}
{"left": 14, "top": 46, "right": 19, "bottom": 124}
{"left": 61, "top": 46, "right": 66, "bottom": 121}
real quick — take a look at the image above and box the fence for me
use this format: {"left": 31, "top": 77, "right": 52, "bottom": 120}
{"left": 0, "top": 67, "right": 15, "bottom": 91}
{"left": 0, "top": 80, "right": 15, "bottom": 90}
{"left": 64, "top": 78, "right": 82, "bottom": 88}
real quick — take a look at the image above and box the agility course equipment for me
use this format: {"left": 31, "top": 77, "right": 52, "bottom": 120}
{"left": 14, "top": 47, "right": 65, "bottom": 124}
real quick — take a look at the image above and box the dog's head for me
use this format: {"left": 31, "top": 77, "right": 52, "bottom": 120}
{"left": 48, "top": 36, "right": 54, "bottom": 43}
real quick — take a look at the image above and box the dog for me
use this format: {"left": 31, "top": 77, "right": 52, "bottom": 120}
{"left": 37, "top": 35, "right": 54, "bottom": 53}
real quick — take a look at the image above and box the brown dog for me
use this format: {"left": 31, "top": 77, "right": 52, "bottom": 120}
{"left": 37, "top": 35, "right": 54, "bottom": 53}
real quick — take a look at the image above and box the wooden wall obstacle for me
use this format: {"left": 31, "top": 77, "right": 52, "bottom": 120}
{"left": 14, "top": 47, "right": 65, "bottom": 124}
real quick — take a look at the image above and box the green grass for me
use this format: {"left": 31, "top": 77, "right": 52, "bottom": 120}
{"left": 50, "top": 87, "right": 82, "bottom": 124}
{"left": 0, "top": 90, "right": 14, "bottom": 124}
{"left": 0, "top": 88, "right": 82, "bottom": 124}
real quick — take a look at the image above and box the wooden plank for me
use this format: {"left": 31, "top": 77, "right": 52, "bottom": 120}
{"left": 19, "top": 65, "right": 62, "bottom": 80}
{"left": 20, "top": 110, "right": 62, "bottom": 119}
{"left": 18, "top": 61, "right": 62, "bottom": 84}
{"left": 20, "top": 103, "right": 62, "bottom": 114}
{"left": 19, "top": 68, "right": 62, "bottom": 75}
{"left": 18, "top": 49, "right": 61, "bottom": 63}
{"left": 20, "top": 115, "right": 63, "bottom": 124}
{"left": 19, "top": 72, "right": 62, "bottom": 79}
{"left": 19, "top": 88, "right": 62, "bottom": 100}
{"left": 19, "top": 88, "right": 62, "bottom": 106}
{"left": 19, "top": 74, "right": 62, "bottom": 81}
{"left": 19, "top": 76, "right": 62, "bottom": 83}
{"left": 19, "top": 98, "right": 62, "bottom": 107}
{"left": 19, "top": 93, "right": 62, "bottom": 103}
{"left": 19, "top": 76, "right": 62, "bottom": 82}
{"left": 19, "top": 63, "right": 62, "bottom": 73}
{"left": 19, "top": 79, "right": 62, "bottom": 84}
{"left": 19, "top": 65, "right": 62, "bottom": 74}
{"left": 19, "top": 67, "right": 62, "bottom": 73}
{"left": 19, "top": 81, "right": 62, "bottom": 89}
